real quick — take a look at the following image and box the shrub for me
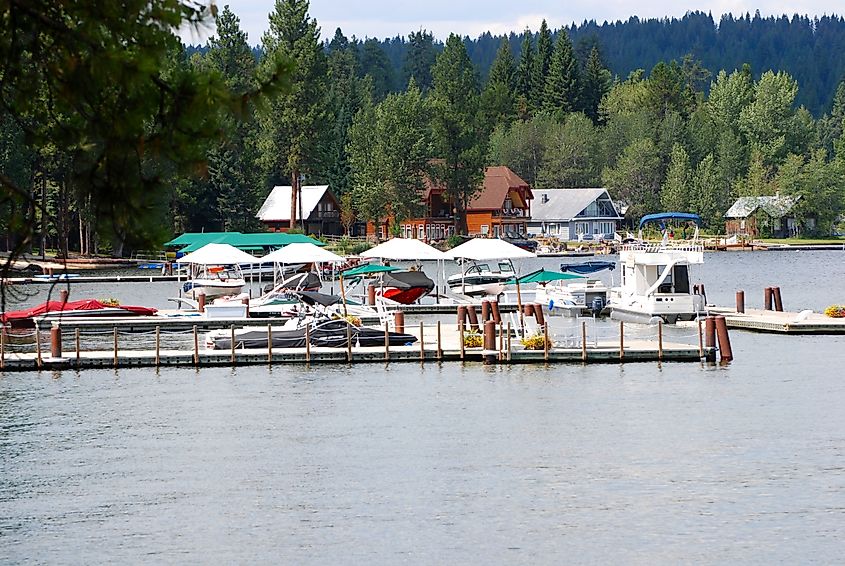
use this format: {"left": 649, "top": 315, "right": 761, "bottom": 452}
{"left": 520, "top": 332, "right": 550, "bottom": 350}
{"left": 463, "top": 330, "right": 482, "bottom": 348}
{"left": 824, "top": 305, "right": 845, "bottom": 318}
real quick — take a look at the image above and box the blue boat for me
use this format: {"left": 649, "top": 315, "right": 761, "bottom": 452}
{"left": 559, "top": 260, "right": 616, "bottom": 274}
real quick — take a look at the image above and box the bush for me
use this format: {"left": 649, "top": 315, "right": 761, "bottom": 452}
{"left": 520, "top": 332, "right": 551, "bottom": 350}
{"left": 463, "top": 330, "right": 482, "bottom": 348}
{"left": 824, "top": 305, "right": 845, "bottom": 318}
{"left": 349, "top": 241, "right": 372, "bottom": 255}
{"left": 446, "top": 234, "right": 464, "bottom": 249}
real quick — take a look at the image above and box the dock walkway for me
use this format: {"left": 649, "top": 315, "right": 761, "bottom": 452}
{"left": 708, "top": 307, "right": 845, "bottom": 334}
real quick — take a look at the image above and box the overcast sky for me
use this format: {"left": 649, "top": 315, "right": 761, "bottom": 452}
{"left": 180, "top": 1, "right": 841, "bottom": 45}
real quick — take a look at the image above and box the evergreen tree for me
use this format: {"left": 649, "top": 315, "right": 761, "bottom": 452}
{"left": 580, "top": 47, "right": 612, "bottom": 122}
{"left": 403, "top": 30, "right": 437, "bottom": 92}
{"left": 601, "top": 138, "right": 662, "bottom": 220}
{"left": 690, "top": 153, "right": 721, "bottom": 227}
{"left": 430, "top": 34, "right": 484, "bottom": 234}
{"left": 537, "top": 113, "right": 602, "bottom": 188}
{"left": 543, "top": 29, "right": 580, "bottom": 116}
{"left": 480, "top": 39, "right": 518, "bottom": 130}
{"left": 360, "top": 38, "right": 395, "bottom": 100}
{"left": 661, "top": 143, "right": 692, "bottom": 211}
{"left": 516, "top": 30, "right": 535, "bottom": 115}
{"left": 203, "top": 6, "right": 261, "bottom": 232}
{"left": 533, "top": 20, "right": 554, "bottom": 107}
{"left": 487, "top": 115, "right": 555, "bottom": 187}
{"left": 260, "top": 0, "right": 327, "bottom": 230}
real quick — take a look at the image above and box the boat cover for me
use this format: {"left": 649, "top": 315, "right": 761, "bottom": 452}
{"left": 559, "top": 261, "right": 616, "bottom": 274}
{"left": 1, "top": 299, "right": 157, "bottom": 324}
{"left": 382, "top": 271, "right": 434, "bottom": 291}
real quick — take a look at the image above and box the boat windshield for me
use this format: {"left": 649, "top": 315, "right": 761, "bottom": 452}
{"left": 466, "top": 263, "right": 492, "bottom": 275}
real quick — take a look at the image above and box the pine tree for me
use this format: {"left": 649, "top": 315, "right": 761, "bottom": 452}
{"left": 543, "top": 29, "right": 580, "bottom": 116}
{"left": 360, "top": 38, "right": 395, "bottom": 101}
{"left": 691, "top": 154, "right": 721, "bottom": 227}
{"left": 580, "top": 47, "right": 612, "bottom": 122}
{"left": 480, "top": 38, "right": 517, "bottom": 130}
{"left": 516, "top": 30, "right": 535, "bottom": 113}
{"left": 260, "top": 0, "right": 327, "bottom": 231}
{"left": 430, "top": 34, "right": 484, "bottom": 234}
{"left": 403, "top": 30, "right": 437, "bottom": 92}
{"left": 533, "top": 20, "right": 553, "bottom": 107}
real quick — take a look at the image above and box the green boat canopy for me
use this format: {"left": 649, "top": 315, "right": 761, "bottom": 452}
{"left": 167, "top": 232, "right": 324, "bottom": 253}
{"left": 341, "top": 264, "right": 400, "bottom": 277}
{"left": 506, "top": 268, "right": 585, "bottom": 285}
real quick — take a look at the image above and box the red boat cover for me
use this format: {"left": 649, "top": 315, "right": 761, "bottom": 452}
{"left": 1, "top": 299, "right": 157, "bottom": 323}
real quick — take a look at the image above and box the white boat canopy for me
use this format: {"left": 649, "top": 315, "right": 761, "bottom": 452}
{"left": 445, "top": 238, "right": 537, "bottom": 260}
{"left": 360, "top": 238, "right": 448, "bottom": 261}
{"left": 260, "top": 243, "right": 345, "bottom": 264}
{"left": 178, "top": 243, "right": 258, "bottom": 265}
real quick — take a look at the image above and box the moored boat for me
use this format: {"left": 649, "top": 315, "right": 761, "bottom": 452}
{"left": 1, "top": 299, "right": 157, "bottom": 329}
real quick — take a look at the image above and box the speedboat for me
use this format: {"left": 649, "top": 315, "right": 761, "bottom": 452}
{"left": 608, "top": 213, "right": 706, "bottom": 324}
{"left": 205, "top": 316, "right": 417, "bottom": 349}
{"left": 1, "top": 299, "right": 157, "bottom": 329}
{"left": 377, "top": 270, "right": 435, "bottom": 304}
{"left": 447, "top": 261, "right": 515, "bottom": 298}
{"left": 183, "top": 265, "right": 245, "bottom": 299}
{"left": 535, "top": 278, "right": 611, "bottom": 317}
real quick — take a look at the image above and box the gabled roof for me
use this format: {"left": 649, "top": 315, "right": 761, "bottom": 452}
{"left": 724, "top": 195, "right": 802, "bottom": 219}
{"left": 424, "top": 166, "right": 533, "bottom": 210}
{"left": 168, "top": 232, "right": 323, "bottom": 253}
{"left": 531, "top": 188, "right": 622, "bottom": 222}
{"left": 256, "top": 185, "right": 331, "bottom": 222}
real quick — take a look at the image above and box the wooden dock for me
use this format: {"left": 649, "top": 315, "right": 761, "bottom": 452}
{"left": 0, "top": 323, "right": 713, "bottom": 372}
{"left": 708, "top": 307, "right": 845, "bottom": 334}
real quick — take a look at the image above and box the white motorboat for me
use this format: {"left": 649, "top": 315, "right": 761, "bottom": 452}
{"left": 608, "top": 213, "right": 706, "bottom": 324}
{"left": 535, "top": 278, "right": 611, "bottom": 317}
{"left": 447, "top": 260, "right": 515, "bottom": 298}
{"left": 183, "top": 265, "right": 246, "bottom": 299}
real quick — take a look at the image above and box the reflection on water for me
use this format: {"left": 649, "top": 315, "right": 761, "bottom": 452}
{"left": 1, "top": 251, "right": 845, "bottom": 562}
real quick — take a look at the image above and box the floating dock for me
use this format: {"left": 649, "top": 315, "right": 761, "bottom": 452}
{"left": 708, "top": 307, "right": 845, "bottom": 334}
{"left": 0, "top": 323, "right": 714, "bottom": 372}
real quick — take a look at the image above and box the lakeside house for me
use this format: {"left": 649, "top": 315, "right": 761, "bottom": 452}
{"left": 256, "top": 185, "right": 342, "bottom": 236}
{"left": 527, "top": 188, "right": 623, "bottom": 240}
{"left": 724, "top": 195, "right": 809, "bottom": 238}
{"left": 368, "top": 166, "right": 534, "bottom": 242}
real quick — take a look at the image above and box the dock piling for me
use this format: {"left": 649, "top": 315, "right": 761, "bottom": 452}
{"left": 481, "top": 300, "right": 491, "bottom": 322}
{"left": 715, "top": 315, "right": 733, "bottom": 362}
{"left": 736, "top": 290, "right": 745, "bottom": 313}
{"left": 543, "top": 323, "right": 550, "bottom": 361}
{"left": 155, "top": 326, "right": 160, "bottom": 366}
{"left": 1, "top": 326, "right": 5, "bottom": 369}
{"left": 619, "top": 321, "right": 625, "bottom": 360}
{"left": 193, "top": 326, "right": 199, "bottom": 366}
{"left": 419, "top": 321, "right": 425, "bottom": 361}
{"left": 113, "top": 328, "right": 119, "bottom": 367}
{"left": 457, "top": 305, "right": 467, "bottom": 331}
{"left": 467, "top": 305, "right": 479, "bottom": 332}
{"left": 384, "top": 322, "right": 390, "bottom": 361}
{"left": 459, "top": 324, "right": 465, "bottom": 360}
{"left": 50, "top": 325, "right": 62, "bottom": 358}
{"left": 491, "top": 301, "right": 501, "bottom": 324}
{"left": 697, "top": 318, "right": 704, "bottom": 358}
{"left": 506, "top": 322, "right": 512, "bottom": 361}
{"left": 394, "top": 311, "right": 405, "bottom": 334}
{"left": 705, "top": 316, "right": 716, "bottom": 350}
{"left": 773, "top": 286, "right": 783, "bottom": 312}
{"left": 305, "top": 325, "right": 311, "bottom": 363}
{"left": 764, "top": 287, "right": 773, "bottom": 310}
{"left": 581, "top": 321, "right": 587, "bottom": 362}
{"left": 436, "top": 321, "right": 442, "bottom": 360}
{"left": 266, "top": 324, "right": 272, "bottom": 363}
{"left": 198, "top": 293, "right": 205, "bottom": 313}
{"left": 483, "top": 320, "right": 497, "bottom": 365}
{"left": 35, "top": 323, "right": 42, "bottom": 368}
{"left": 346, "top": 323, "right": 352, "bottom": 362}
{"left": 535, "top": 304, "right": 545, "bottom": 327}
{"left": 76, "top": 328, "right": 81, "bottom": 365}
{"left": 230, "top": 325, "right": 235, "bottom": 363}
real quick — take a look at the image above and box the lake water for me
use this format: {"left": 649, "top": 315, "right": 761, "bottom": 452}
{"left": 1, "top": 251, "right": 844, "bottom": 563}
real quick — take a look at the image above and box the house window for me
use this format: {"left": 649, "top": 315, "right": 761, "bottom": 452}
{"left": 417, "top": 225, "right": 424, "bottom": 239}
{"left": 493, "top": 225, "right": 500, "bottom": 237}
{"left": 598, "top": 221, "right": 615, "bottom": 235}
{"left": 480, "top": 224, "right": 489, "bottom": 236}
{"left": 575, "top": 222, "right": 590, "bottom": 235}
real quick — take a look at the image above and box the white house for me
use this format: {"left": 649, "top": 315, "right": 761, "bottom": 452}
{"left": 527, "top": 188, "right": 623, "bottom": 240}
{"left": 256, "top": 185, "right": 342, "bottom": 235}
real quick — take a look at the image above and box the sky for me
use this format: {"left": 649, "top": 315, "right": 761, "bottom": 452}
{"left": 179, "top": 1, "right": 841, "bottom": 45}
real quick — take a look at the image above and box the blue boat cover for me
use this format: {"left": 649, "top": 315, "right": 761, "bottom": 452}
{"left": 638, "top": 212, "right": 702, "bottom": 228}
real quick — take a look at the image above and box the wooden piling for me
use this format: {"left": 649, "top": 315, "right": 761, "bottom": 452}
{"left": 491, "top": 300, "right": 501, "bottom": 324}
{"left": 498, "top": 322, "right": 504, "bottom": 361}
{"left": 266, "top": 324, "right": 272, "bottom": 363}
{"left": 715, "top": 315, "right": 733, "bottom": 362}
{"left": 535, "top": 304, "right": 545, "bottom": 326}
{"left": 481, "top": 300, "right": 491, "bottom": 322}
{"left": 772, "top": 286, "right": 783, "bottom": 312}
{"left": 658, "top": 320, "right": 664, "bottom": 361}
{"left": 193, "top": 325, "right": 199, "bottom": 366}
{"left": 1, "top": 326, "right": 5, "bottom": 370}
{"left": 113, "top": 327, "right": 119, "bottom": 367}
{"left": 305, "top": 325, "right": 311, "bottom": 363}
{"left": 483, "top": 320, "right": 497, "bottom": 364}
{"left": 581, "top": 320, "right": 587, "bottom": 362}
{"left": 457, "top": 305, "right": 467, "bottom": 331}
{"left": 384, "top": 322, "right": 390, "bottom": 361}
{"left": 50, "top": 325, "right": 62, "bottom": 358}
{"left": 155, "top": 326, "right": 160, "bottom": 366}
{"left": 198, "top": 293, "right": 206, "bottom": 313}
{"left": 619, "top": 320, "right": 624, "bottom": 360}
{"left": 419, "top": 321, "right": 425, "bottom": 361}
{"left": 367, "top": 284, "right": 376, "bottom": 305}
{"left": 704, "top": 316, "right": 716, "bottom": 350}
{"left": 467, "top": 305, "right": 479, "bottom": 332}
{"left": 436, "top": 321, "right": 442, "bottom": 360}
{"left": 459, "top": 324, "right": 465, "bottom": 360}
{"left": 35, "top": 324, "right": 42, "bottom": 368}
{"left": 346, "top": 322, "right": 353, "bottom": 362}
{"left": 543, "top": 323, "right": 550, "bottom": 361}
{"left": 764, "top": 287, "right": 773, "bottom": 310}
{"left": 736, "top": 290, "right": 745, "bottom": 313}
{"left": 506, "top": 321, "right": 512, "bottom": 361}
{"left": 697, "top": 318, "right": 704, "bottom": 358}
{"left": 230, "top": 325, "right": 236, "bottom": 364}
{"left": 394, "top": 311, "right": 405, "bottom": 334}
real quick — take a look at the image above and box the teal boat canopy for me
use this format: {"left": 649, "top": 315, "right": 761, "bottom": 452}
{"left": 167, "top": 232, "right": 325, "bottom": 253}
{"left": 505, "top": 268, "right": 585, "bottom": 285}
{"left": 639, "top": 213, "right": 702, "bottom": 229}
{"left": 341, "top": 264, "right": 400, "bottom": 277}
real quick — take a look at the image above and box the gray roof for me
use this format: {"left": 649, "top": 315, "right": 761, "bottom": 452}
{"left": 531, "top": 188, "right": 623, "bottom": 221}
{"left": 256, "top": 185, "right": 330, "bottom": 221}
{"left": 724, "top": 195, "right": 801, "bottom": 219}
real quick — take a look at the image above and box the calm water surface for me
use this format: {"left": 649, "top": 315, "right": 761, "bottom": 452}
{"left": 1, "top": 251, "right": 844, "bottom": 563}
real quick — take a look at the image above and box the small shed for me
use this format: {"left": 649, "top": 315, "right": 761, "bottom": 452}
{"left": 527, "top": 188, "right": 623, "bottom": 240}
{"left": 724, "top": 195, "right": 807, "bottom": 238}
